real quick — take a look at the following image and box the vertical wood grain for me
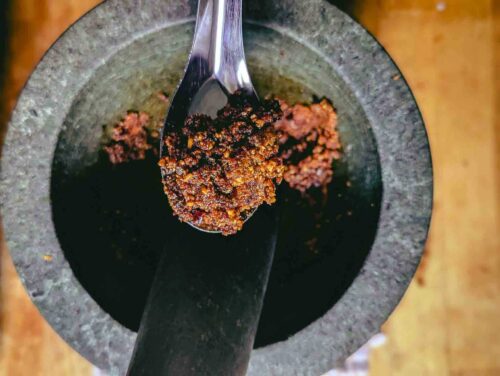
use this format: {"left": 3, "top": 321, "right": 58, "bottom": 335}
{"left": 359, "top": 1, "right": 500, "bottom": 375}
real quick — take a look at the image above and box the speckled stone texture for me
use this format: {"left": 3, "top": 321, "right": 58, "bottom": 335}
{"left": 0, "top": 0, "right": 432, "bottom": 375}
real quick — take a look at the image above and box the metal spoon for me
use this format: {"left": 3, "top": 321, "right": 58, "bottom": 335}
{"left": 160, "top": 0, "right": 259, "bottom": 233}
{"left": 126, "top": 1, "right": 278, "bottom": 375}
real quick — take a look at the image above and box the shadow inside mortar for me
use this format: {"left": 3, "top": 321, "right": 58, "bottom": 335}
{"left": 51, "top": 147, "right": 381, "bottom": 348}
{"left": 327, "top": 0, "right": 356, "bottom": 16}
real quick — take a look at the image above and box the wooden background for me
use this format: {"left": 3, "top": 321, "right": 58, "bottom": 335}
{"left": 0, "top": 0, "right": 498, "bottom": 375}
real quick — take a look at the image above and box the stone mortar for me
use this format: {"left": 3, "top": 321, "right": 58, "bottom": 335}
{"left": 0, "top": 0, "right": 432, "bottom": 375}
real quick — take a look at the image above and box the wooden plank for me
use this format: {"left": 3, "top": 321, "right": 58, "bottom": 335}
{"left": 359, "top": 1, "right": 500, "bottom": 375}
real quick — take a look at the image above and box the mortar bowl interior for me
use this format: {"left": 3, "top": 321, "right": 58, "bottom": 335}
{"left": 50, "top": 21, "right": 382, "bottom": 348}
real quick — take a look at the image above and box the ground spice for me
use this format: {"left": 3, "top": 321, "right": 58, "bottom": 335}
{"left": 104, "top": 112, "right": 153, "bottom": 164}
{"left": 159, "top": 94, "right": 284, "bottom": 235}
{"left": 274, "top": 99, "right": 341, "bottom": 192}
{"left": 104, "top": 95, "right": 341, "bottom": 235}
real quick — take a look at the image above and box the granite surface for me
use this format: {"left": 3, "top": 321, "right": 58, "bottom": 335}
{"left": 0, "top": 0, "right": 432, "bottom": 375}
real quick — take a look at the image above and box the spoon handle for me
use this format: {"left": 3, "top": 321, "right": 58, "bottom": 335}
{"left": 191, "top": 0, "right": 252, "bottom": 92}
{"left": 126, "top": 207, "right": 277, "bottom": 376}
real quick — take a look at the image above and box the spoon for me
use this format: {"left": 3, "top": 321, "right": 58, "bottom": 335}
{"left": 126, "top": 1, "right": 278, "bottom": 375}
{"left": 160, "top": 0, "right": 260, "bottom": 233}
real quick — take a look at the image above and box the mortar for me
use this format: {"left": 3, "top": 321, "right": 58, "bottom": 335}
{"left": 0, "top": 0, "right": 432, "bottom": 375}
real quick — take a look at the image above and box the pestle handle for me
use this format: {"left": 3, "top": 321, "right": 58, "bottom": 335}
{"left": 126, "top": 206, "right": 278, "bottom": 376}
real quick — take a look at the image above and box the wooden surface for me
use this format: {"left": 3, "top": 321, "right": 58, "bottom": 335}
{"left": 361, "top": 1, "right": 500, "bottom": 375}
{"left": 0, "top": 0, "right": 498, "bottom": 375}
